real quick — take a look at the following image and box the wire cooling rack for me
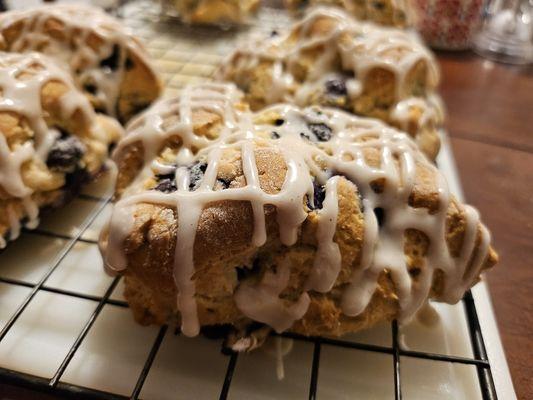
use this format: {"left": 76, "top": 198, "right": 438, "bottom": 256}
{"left": 0, "top": 1, "right": 516, "bottom": 399}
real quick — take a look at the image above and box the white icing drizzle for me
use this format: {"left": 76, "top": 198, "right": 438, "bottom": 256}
{"left": 0, "top": 52, "right": 101, "bottom": 248}
{"left": 305, "top": 175, "right": 342, "bottom": 293}
{"left": 0, "top": 4, "right": 157, "bottom": 117}
{"left": 219, "top": 7, "right": 441, "bottom": 142}
{"left": 235, "top": 259, "right": 311, "bottom": 333}
{"left": 101, "top": 83, "right": 493, "bottom": 337}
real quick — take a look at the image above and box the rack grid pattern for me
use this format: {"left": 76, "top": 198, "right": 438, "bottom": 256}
{"left": 0, "top": 2, "right": 498, "bottom": 399}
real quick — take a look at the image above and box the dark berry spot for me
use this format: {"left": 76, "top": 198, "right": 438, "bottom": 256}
{"left": 236, "top": 258, "right": 261, "bottom": 281}
{"left": 217, "top": 177, "right": 231, "bottom": 189}
{"left": 125, "top": 57, "right": 135, "bottom": 70}
{"left": 308, "top": 123, "right": 332, "bottom": 142}
{"left": 270, "top": 30, "right": 279, "bottom": 37}
{"left": 300, "top": 131, "right": 311, "bottom": 141}
{"left": 370, "top": 179, "right": 384, "bottom": 193}
{"left": 189, "top": 162, "right": 207, "bottom": 191}
{"left": 274, "top": 119, "right": 285, "bottom": 126}
{"left": 409, "top": 267, "right": 421, "bottom": 278}
{"left": 83, "top": 83, "right": 98, "bottom": 95}
{"left": 46, "top": 135, "right": 85, "bottom": 172}
{"left": 307, "top": 181, "right": 326, "bottom": 210}
{"left": 154, "top": 178, "right": 177, "bottom": 193}
{"left": 156, "top": 172, "right": 176, "bottom": 181}
{"left": 271, "top": 131, "right": 280, "bottom": 139}
{"left": 325, "top": 79, "right": 347, "bottom": 96}
{"left": 372, "top": 1, "right": 386, "bottom": 10}
{"left": 374, "top": 207, "right": 385, "bottom": 226}
{"left": 62, "top": 168, "right": 90, "bottom": 204}
{"left": 100, "top": 44, "right": 121, "bottom": 71}
{"left": 108, "top": 141, "right": 117, "bottom": 154}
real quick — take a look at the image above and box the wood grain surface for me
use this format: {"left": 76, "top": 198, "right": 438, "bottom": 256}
{"left": 439, "top": 52, "right": 533, "bottom": 400}
{"left": 0, "top": 54, "right": 531, "bottom": 400}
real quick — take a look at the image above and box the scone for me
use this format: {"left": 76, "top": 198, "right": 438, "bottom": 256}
{"left": 0, "top": 4, "right": 162, "bottom": 123}
{"left": 0, "top": 52, "right": 123, "bottom": 249}
{"left": 99, "top": 83, "right": 497, "bottom": 348}
{"left": 284, "top": 0, "right": 411, "bottom": 28}
{"left": 171, "top": 0, "right": 260, "bottom": 25}
{"left": 219, "top": 7, "right": 443, "bottom": 160}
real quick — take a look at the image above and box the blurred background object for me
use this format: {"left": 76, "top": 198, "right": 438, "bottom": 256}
{"left": 410, "top": 0, "right": 487, "bottom": 50}
{"left": 473, "top": 0, "right": 533, "bottom": 64}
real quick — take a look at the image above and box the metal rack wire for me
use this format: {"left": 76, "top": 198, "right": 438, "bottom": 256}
{"left": 0, "top": 2, "right": 499, "bottom": 399}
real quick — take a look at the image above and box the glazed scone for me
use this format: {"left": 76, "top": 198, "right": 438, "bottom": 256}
{"left": 219, "top": 7, "right": 443, "bottom": 160}
{"left": 172, "top": 0, "right": 260, "bottom": 25}
{"left": 99, "top": 83, "right": 497, "bottom": 348}
{"left": 0, "top": 4, "right": 162, "bottom": 123}
{"left": 0, "top": 52, "right": 123, "bottom": 248}
{"left": 285, "top": 0, "right": 410, "bottom": 27}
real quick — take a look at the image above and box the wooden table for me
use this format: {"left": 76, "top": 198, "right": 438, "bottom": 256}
{"left": 438, "top": 52, "right": 533, "bottom": 400}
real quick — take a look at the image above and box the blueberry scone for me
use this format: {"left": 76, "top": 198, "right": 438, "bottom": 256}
{"left": 171, "top": 0, "right": 260, "bottom": 25}
{"left": 219, "top": 7, "right": 443, "bottom": 160}
{"left": 0, "top": 52, "right": 123, "bottom": 249}
{"left": 0, "top": 4, "right": 162, "bottom": 123}
{"left": 99, "top": 83, "right": 497, "bottom": 348}
{"left": 284, "top": 0, "right": 411, "bottom": 28}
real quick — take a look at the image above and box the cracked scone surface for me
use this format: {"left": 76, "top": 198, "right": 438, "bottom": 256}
{"left": 172, "top": 0, "right": 260, "bottom": 25}
{"left": 100, "top": 83, "right": 497, "bottom": 346}
{"left": 220, "top": 7, "right": 443, "bottom": 160}
{"left": 284, "top": 0, "right": 410, "bottom": 28}
{"left": 0, "top": 4, "right": 162, "bottom": 123}
{"left": 0, "top": 52, "right": 123, "bottom": 248}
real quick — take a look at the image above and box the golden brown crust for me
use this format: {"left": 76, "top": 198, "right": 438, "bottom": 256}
{"left": 173, "top": 0, "right": 260, "bottom": 25}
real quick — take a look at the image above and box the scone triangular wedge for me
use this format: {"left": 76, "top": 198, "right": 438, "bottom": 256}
{"left": 219, "top": 7, "right": 443, "bottom": 160}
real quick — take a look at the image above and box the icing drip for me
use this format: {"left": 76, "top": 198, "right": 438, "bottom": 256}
{"left": 261, "top": 337, "right": 294, "bottom": 380}
{"left": 220, "top": 7, "right": 439, "bottom": 107}
{"left": 234, "top": 259, "right": 311, "bottom": 333}
{"left": 305, "top": 176, "right": 342, "bottom": 292}
{"left": 341, "top": 198, "right": 379, "bottom": 316}
{"left": 102, "top": 83, "right": 493, "bottom": 337}
{"left": 0, "top": 52, "right": 100, "bottom": 248}
{"left": 0, "top": 4, "right": 156, "bottom": 117}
